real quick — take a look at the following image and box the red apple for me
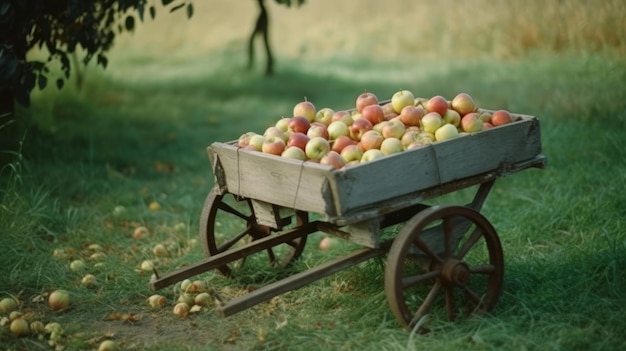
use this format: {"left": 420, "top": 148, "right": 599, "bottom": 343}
{"left": 426, "top": 95, "right": 449, "bottom": 116}
{"left": 349, "top": 118, "right": 373, "bottom": 141}
{"left": 451, "top": 93, "right": 476, "bottom": 116}
{"left": 483, "top": 122, "right": 495, "bottom": 130}
{"left": 491, "top": 109, "right": 513, "bottom": 126}
{"left": 262, "top": 136, "right": 286, "bottom": 156}
{"left": 400, "top": 129, "right": 421, "bottom": 149}
{"left": 460, "top": 112, "right": 483, "bottom": 133}
{"left": 288, "top": 115, "right": 311, "bottom": 134}
{"left": 361, "top": 104, "right": 385, "bottom": 125}
{"left": 307, "top": 122, "right": 329, "bottom": 140}
{"left": 320, "top": 151, "right": 346, "bottom": 169}
{"left": 381, "top": 120, "right": 405, "bottom": 139}
{"left": 340, "top": 144, "right": 364, "bottom": 163}
{"left": 287, "top": 132, "right": 310, "bottom": 151}
{"left": 331, "top": 110, "right": 353, "bottom": 126}
{"left": 399, "top": 105, "right": 424, "bottom": 127}
{"left": 237, "top": 132, "right": 257, "bottom": 148}
{"left": 331, "top": 135, "right": 356, "bottom": 153}
{"left": 355, "top": 91, "right": 379, "bottom": 113}
{"left": 293, "top": 98, "right": 316, "bottom": 122}
{"left": 360, "top": 130, "right": 384, "bottom": 151}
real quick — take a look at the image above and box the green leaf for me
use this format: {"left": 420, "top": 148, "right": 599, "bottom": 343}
{"left": 37, "top": 74, "right": 47, "bottom": 90}
{"left": 56, "top": 78, "right": 64, "bottom": 90}
{"left": 162, "top": 0, "right": 174, "bottom": 6}
{"left": 97, "top": 54, "right": 108, "bottom": 69}
{"left": 125, "top": 15, "right": 135, "bottom": 31}
{"left": 149, "top": 6, "right": 156, "bottom": 19}
{"left": 186, "top": 3, "right": 194, "bottom": 18}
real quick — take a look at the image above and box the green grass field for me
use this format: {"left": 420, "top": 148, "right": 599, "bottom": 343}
{"left": 2, "top": 1, "right": 626, "bottom": 350}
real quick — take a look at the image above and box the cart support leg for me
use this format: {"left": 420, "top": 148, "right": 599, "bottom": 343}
{"left": 217, "top": 246, "right": 387, "bottom": 317}
{"left": 468, "top": 179, "right": 495, "bottom": 212}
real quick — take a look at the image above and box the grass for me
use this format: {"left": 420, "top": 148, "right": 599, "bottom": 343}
{"left": 2, "top": 0, "right": 626, "bottom": 350}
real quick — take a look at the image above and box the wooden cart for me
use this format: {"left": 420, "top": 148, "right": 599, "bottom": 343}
{"left": 150, "top": 110, "right": 546, "bottom": 329}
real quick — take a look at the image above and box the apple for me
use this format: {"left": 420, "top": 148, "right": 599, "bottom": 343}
{"left": 10, "top": 318, "right": 29, "bottom": 337}
{"left": 293, "top": 98, "right": 316, "bottom": 122}
{"left": 264, "top": 126, "right": 287, "bottom": 142}
{"left": 391, "top": 89, "right": 415, "bottom": 113}
{"left": 361, "top": 104, "right": 385, "bottom": 125}
{"left": 262, "top": 136, "right": 286, "bottom": 155}
{"left": 380, "top": 137, "right": 403, "bottom": 155}
{"left": 400, "top": 129, "right": 421, "bottom": 149}
{"left": 355, "top": 91, "right": 378, "bottom": 113}
{"left": 349, "top": 118, "right": 373, "bottom": 141}
{"left": 381, "top": 102, "right": 396, "bottom": 117}
{"left": 327, "top": 120, "right": 350, "bottom": 140}
{"left": 320, "top": 151, "right": 346, "bottom": 169}
{"left": 305, "top": 137, "right": 331, "bottom": 161}
{"left": 417, "top": 131, "right": 435, "bottom": 144}
{"left": 483, "top": 122, "right": 495, "bottom": 130}
{"left": 319, "top": 236, "right": 339, "bottom": 251}
{"left": 331, "top": 110, "right": 353, "bottom": 126}
{"left": 288, "top": 115, "right": 311, "bottom": 134}
{"left": 315, "top": 107, "right": 335, "bottom": 125}
{"left": 247, "top": 134, "right": 266, "bottom": 151}
{"left": 421, "top": 112, "right": 443, "bottom": 134}
{"left": 435, "top": 123, "right": 460, "bottom": 141}
{"left": 340, "top": 144, "right": 364, "bottom": 163}
{"left": 425, "top": 95, "right": 449, "bottom": 116}
{"left": 491, "top": 109, "right": 513, "bottom": 126}
{"left": 451, "top": 93, "right": 476, "bottom": 116}
{"left": 237, "top": 132, "right": 257, "bottom": 148}
{"left": 307, "top": 122, "right": 329, "bottom": 140}
{"left": 281, "top": 146, "right": 307, "bottom": 160}
{"left": 331, "top": 135, "right": 356, "bottom": 153}
{"left": 287, "top": 132, "right": 310, "bottom": 151}
{"left": 381, "top": 119, "right": 406, "bottom": 139}
{"left": 360, "top": 130, "right": 384, "bottom": 151}
{"left": 442, "top": 109, "right": 461, "bottom": 127}
{"left": 48, "top": 290, "right": 71, "bottom": 311}
{"left": 399, "top": 105, "right": 424, "bottom": 127}
{"left": 460, "top": 112, "right": 483, "bottom": 133}
{"left": 275, "top": 117, "right": 291, "bottom": 132}
{"left": 361, "top": 149, "right": 385, "bottom": 162}
{"left": 478, "top": 111, "right": 492, "bottom": 123}
{"left": 0, "top": 297, "right": 18, "bottom": 313}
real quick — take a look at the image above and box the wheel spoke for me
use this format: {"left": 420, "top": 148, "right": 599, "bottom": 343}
{"left": 402, "top": 270, "right": 440, "bottom": 289}
{"left": 216, "top": 225, "right": 253, "bottom": 253}
{"left": 456, "top": 226, "right": 483, "bottom": 259}
{"left": 413, "top": 237, "right": 443, "bottom": 264}
{"left": 461, "top": 286, "right": 483, "bottom": 306}
{"left": 443, "top": 217, "right": 453, "bottom": 257}
{"left": 266, "top": 247, "right": 277, "bottom": 264}
{"left": 411, "top": 281, "right": 442, "bottom": 325}
{"left": 470, "top": 264, "right": 495, "bottom": 274}
{"left": 445, "top": 285, "right": 457, "bottom": 321}
{"left": 217, "top": 201, "right": 251, "bottom": 221}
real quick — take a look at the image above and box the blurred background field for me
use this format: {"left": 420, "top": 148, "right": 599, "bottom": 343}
{"left": 2, "top": 0, "right": 626, "bottom": 350}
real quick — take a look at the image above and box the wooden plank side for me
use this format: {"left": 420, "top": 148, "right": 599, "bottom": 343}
{"left": 208, "top": 143, "right": 334, "bottom": 214}
{"left": 327, "top": 117, "right": 541, "bottom": 217}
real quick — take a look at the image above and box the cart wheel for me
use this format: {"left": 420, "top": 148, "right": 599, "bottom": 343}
{"left": 199, "top": 188, "right": 308, "bottom": 277}
{"left": 385, "top": 205, "right": 504, "bottom": 330}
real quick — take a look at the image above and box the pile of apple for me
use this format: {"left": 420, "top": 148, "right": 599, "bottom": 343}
{"left": 237, "top": 90, "right": 515, "bottom": 169}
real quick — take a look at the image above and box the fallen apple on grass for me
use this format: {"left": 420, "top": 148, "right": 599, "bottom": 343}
{"left": 48, "top": 290, "right": 71, "bottom": 312}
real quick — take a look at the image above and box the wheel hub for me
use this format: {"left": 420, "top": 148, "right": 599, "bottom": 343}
{"left": 441, "top": 259, "right": 470, "bottom": 286}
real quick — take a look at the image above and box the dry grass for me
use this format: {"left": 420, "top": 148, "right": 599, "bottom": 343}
{"left": 112, "top": 0, "right": 626, "bottom": 66}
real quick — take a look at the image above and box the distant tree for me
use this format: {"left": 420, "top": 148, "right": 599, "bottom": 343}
{"left": 0, "top": 0, "right": 192, "bottom": 165}
{"left": 248, "top": 0, "right": 305, "bottom": 75}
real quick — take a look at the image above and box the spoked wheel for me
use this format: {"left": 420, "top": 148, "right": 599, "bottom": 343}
{"left": 199, "top": 188, "right": 308, "bottom": 277}
{"left": 385, "top": 205, "right": 504, "bottom": 330}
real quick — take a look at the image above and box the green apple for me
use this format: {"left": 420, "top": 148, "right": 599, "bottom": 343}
{"left": 451, "top": 92, "right": 476, "bottom": 116}
{"left": 327, "top": 121, "right": 350, "bottom": 140}
{"left": 247, "top": 134, "right": 266, "bottom": 151}
{"left": 361, "top": 149, "right": 385, "bottom": 162}
{"left": 380, "top": 137, "right": 403, "bottom": 155}
{"left": 315, "top": 107, "right": 335, "bottom": 125}
{"left": 434, "top": 123, "right": 460, "bottom": 141}
{"left": 442, "top": 109, "right": 461, "bottom": 127}
{"left": 281, "top": 146, "right": 307, "bottom": 160}
{"left": 340, "top": 144, "right": 364, "bottom": 163}
{"left": 461, "top": 112, "right": 483, "bottom": 133}
{"left": 262, "top": 136, "right": 286, "bottom": 155}
{"left": 421, "top": 112, "right": 443, "bottom": 134}
{"left": 305, "top": 137, "right": 331, "bottom": 161}
{"left": 391, "top": 89, "right": 415, "bottom": 114}
{"left": 381, "top": 119, "right": 406, "bottom": 139}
